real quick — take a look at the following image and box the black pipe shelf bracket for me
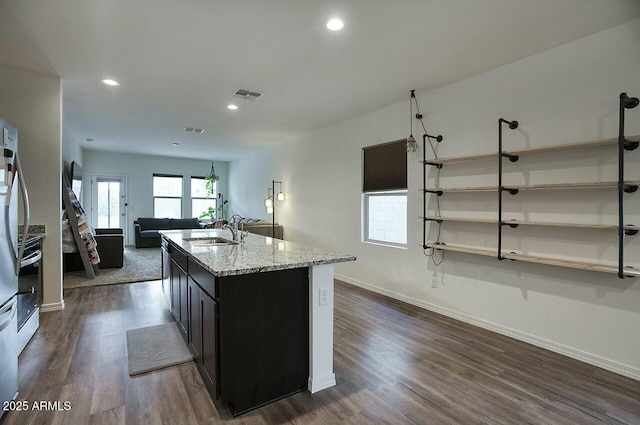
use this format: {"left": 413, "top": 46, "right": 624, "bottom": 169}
{"left": 424, "top": 134, "right": 445, "bottom": 168}
{"left": 425, "top": 217, "right": 444, "bottom": 224}
{"left": 617, "top": 92, "right": 639, "bottom": 278}
{"left": 502, "top": 187, "right": 520, "bottom": 195}
{"left": 501, "top": 153, "right": 520, "bottom": 162}
{"left": 624, "top": 138, "right": 639, "bottom": 151}
{"left": 422, "top": 133, "right": 445, "bottom": 251}
{"left": 497, "top": 118, "right": 519, "bottom": 261}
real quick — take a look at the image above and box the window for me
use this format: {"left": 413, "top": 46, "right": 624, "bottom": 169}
{"left": 96, "top": 178, "right": 123, "bottom": 228}
{"left": 153, "top": 174, "right": 182, "bottom": 218}
{"left": 364, "top": 192, "right": 407, "bottom": 245}
{"left": 362, "top": 140, "right": 408, "bottom": 247}
{"left": 191, "top": 177, "right": 216, "bottom": 219}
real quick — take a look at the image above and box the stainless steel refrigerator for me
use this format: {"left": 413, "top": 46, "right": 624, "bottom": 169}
{"left": 1, "top": 119, "right": 30, "bottom": 418}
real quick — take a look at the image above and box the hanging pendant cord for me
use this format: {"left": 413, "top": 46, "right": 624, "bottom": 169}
{"left": 409, "top": 93, "right": 413, "bottom": 139}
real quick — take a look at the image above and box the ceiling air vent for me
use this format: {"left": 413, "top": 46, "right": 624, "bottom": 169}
{"left": 232, "top": 88, "right": 263, "bottom": 101}
{"left": 185, "top": 127, "right": 204, "bottom": 134}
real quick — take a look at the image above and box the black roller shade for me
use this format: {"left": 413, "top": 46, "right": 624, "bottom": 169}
{"left": 363, "top": 140, "right": 407, "bottom": 192}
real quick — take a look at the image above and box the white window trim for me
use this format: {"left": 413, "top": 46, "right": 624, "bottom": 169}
{"left": 362, "top": 190, "right": 408, "bottom": 248}
{"left": 191, "top": 176, "right": 217, "bottom": 219}
{"left": 153, "top": 175, "right": 183, "bottom": 218}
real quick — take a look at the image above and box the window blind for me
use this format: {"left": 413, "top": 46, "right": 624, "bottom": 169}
{"left": 362, "top": 140, "right": 407, "bottom": 192}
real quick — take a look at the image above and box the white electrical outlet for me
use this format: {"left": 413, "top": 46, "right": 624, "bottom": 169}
{"left": 319, "top": 288, "right": 329, "bottom": 306}
{"left": 431, "top": 276, "right": 438, "bottom": 288}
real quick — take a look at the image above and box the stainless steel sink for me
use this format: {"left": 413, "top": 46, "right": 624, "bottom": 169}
{"left": 184, "top": 236, "right": 238, "bottom": 246}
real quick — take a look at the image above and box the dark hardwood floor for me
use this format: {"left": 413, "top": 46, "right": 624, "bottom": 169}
{"left": 4, "top": 280, "right": 639, "bottom": 425}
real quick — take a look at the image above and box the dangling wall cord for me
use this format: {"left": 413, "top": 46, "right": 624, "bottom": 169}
{"left": 411, "top": 94, "right": 445, "bottom": 266}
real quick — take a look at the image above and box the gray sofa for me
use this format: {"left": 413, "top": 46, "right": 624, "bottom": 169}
{"left": 134, "top": 217, "right": 202, "bottom": 248}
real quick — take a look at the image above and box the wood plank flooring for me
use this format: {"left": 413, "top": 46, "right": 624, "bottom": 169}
{"left": 3, "top": 280, "right": 639, "bottom": 425}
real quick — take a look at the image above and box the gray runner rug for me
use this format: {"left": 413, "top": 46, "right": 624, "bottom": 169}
{"left": 126, "top": 322, "right": 193, "bottom": 375}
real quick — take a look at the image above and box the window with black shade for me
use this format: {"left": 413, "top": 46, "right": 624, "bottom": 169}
{"left": 362, "top": 140, "right": 408, "bottom": 246}
{"left": 153, "top": 174, "right": 183, "bottom": 218}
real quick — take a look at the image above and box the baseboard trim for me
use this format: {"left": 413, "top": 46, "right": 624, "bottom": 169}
{"left": 40, "top": 301, "right": 65, "bottom": 312}
{"left": 334, "top": 273, "right": 640, "bottom": 382}
{"left": 308, "top": 373, "right": 336, "bottom": 394}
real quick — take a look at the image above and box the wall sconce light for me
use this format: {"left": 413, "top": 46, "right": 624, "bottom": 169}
{"left": 217, "top": 193, "right": 227, "bottom": 220}
{"left": 265, "top": 187, "right": 274, "bottom": 214}
{"left": 266, "top": 180, "right": 285, "bottom": 238}
{"left": 265, "top": 187, "right": 273, "bottom": 213}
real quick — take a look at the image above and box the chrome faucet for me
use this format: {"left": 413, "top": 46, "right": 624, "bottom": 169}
{"left": 224, "top": 214, "right": 246, "bottom": 242}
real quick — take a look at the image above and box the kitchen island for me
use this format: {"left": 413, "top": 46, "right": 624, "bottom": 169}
{"left": 159, "top": 229, "right": 355, "bottom": 416}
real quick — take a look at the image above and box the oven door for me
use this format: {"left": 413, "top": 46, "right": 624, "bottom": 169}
{"left": 18, "top": 248, "right": 41, "bottom": 331}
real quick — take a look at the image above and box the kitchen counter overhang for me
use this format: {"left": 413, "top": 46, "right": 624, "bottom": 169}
{"left": 160, "top": 229, "right": 356, "bottom": 277}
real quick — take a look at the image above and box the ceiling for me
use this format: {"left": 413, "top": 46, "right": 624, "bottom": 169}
{"left": 1, "top": 1, "right": 639, "bottom": 161}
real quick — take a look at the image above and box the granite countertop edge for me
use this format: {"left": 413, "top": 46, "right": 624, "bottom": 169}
{"left": 161, "top": 229, "right": 356, "bottom": 277}
{"left": 17, "top": 224, "right": 46, "bottom": 241}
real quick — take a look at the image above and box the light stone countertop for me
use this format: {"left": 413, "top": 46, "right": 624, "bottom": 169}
{"left": 160, "top": 229, "right": 356, "bottom": 277}
{"left": 18, "top": 224, "right": 46, "bottom": 241}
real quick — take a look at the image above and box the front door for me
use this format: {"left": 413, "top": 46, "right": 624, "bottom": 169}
{"left": 91, "top": 175, "right": 127, "bottom": 241}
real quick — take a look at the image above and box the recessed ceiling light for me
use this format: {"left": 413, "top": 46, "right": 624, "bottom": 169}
{"left": 101, "top": 78, "right": 120, "bottom": 86}
{"left": 227, "top": 104, "right": 238, "bottom": 110}
{"left": 326, "top": 18, "right": 344, "bottom": 31}
{"left": 172, "top": 142, "right": 180, "bottom": 147}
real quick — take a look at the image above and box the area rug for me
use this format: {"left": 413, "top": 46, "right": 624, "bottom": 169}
{"left": 126, "top": 322, "right": 193, "bottom": 375}
{"left": 63, "top": 247, "right": 162, "bottom": 289}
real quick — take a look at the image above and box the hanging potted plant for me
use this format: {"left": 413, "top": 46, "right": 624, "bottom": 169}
{"left": 204, "top": 162, "right": 220, "bottom": 198}
{"left": 199, "top": 162, "right": 222, "bottom": 225}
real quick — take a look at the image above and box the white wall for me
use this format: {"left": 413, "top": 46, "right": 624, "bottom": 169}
{"left": 0, "top": 65, "right": 63, "bottom": 310}
{"left": 62, "top": 126, "right": 83, "bottom": 179}
{"left": 83, "top": 150, "right": 228, "bottom": 245}
{"left": 229, "top": 19, "right": 640, "bottom": 379}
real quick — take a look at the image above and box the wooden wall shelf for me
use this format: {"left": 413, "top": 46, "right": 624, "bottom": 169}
{"left": 425, "top": 243, "right": 640, "bottom": 278}
{"left": 422, "top": 216, "right": 639, "bottom": 232}
{"left": 422, "top": 180, "right": 640, "bottom": 194}
{"left": 421, "top": 98, "right": 639, "bottom": 278}
{"left": 503, "top": 181, "right": 640, "bottom": 192}
{"left": 422, "top": 135, "right": 640, "bottom": 166}
{"left": 423, "top": 216, "right": 495, "bottom": 224}
{"left": 424, "top": 243, "right": 496, "bottom": 258}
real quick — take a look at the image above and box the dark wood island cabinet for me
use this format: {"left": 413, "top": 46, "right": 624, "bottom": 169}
{"left": 159, "top": 230, "right": 354, "bottom": 416}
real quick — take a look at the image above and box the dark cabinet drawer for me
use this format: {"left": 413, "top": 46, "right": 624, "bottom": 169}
{"left": 171, "top": 248, "right": 188, "bottom": 273}
{"left": 199, "top": 288, "right": 218, "bottom": 398}
{"left": 170, "top": 261, "right": 180, "bottom": 321}
{"left": 188, "top": 276, "right": 202, "bottom": 359}
{"left": 188, "top": 258, "right": 216, "bottom": 299}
